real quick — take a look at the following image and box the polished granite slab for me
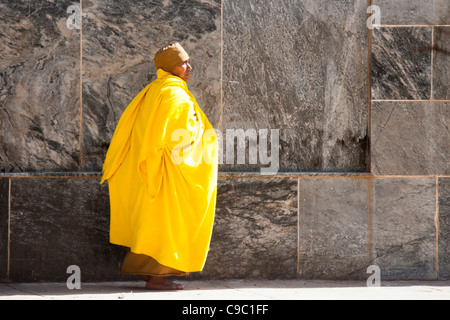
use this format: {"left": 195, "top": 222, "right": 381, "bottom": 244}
{"left": 372, "top": 27, "right": 432, "bottom": 100}
{"left": 0, "top": 0, "right": 81, "bottom": 173}
{"left": 298, "top": 178, "right": 371, "bottom": 280}
{"left": 8, "top": 178, "right": 127, "bottom": 282}
{"left": 221, "top": 0, "right": 369, "bottom": 172}
{"left": 371, "top": 101, "right": 449, "bottom": 175}
{"left": 199, "top": 177, "right": 298, "bottom": 279}
{"left": 373, "top": 178, "right": 437, "bottom": 280}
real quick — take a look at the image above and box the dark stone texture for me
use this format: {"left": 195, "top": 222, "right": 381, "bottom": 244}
{"left": 221, "top": 0, "right": 368, "bottom": 172}
{"left": 0, "top": 179, "right": 8, "bottom": 280}
{"left": 433, "top": 27, "right": 450, "bottom": 100}
{"left": 439, "top": 178, "right": 450, "bottom": 279}
{"left": 372, "top": 101, "right": 450, "bottom": 175}
{"left": 372, "top": 27, "right": 432, "bottom": 100}
{"left": 196, "top": 177, "right": 298, "bottom": 280}
{"left": 298, "top": 178, "right": 371, "bottom": 280}
{"left": 373, "top": 178, "right": 437, "bottom": 280}
{"left": 8, "top": 178, "right": 128, "bottom": 282}
{"left": 0, "top": 0, "right": 81, "bottom": 173}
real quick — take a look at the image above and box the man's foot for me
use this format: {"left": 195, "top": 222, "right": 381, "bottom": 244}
{"left": 144, "top": 276, "right": 185, "bottom": 291}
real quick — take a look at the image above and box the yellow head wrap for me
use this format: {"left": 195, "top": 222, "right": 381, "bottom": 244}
{"left": 154, "top": 42, "right": 190, "bottom": 72}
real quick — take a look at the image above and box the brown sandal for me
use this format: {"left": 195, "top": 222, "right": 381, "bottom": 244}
{"left": 144, "top": 276, "right": 185, "bottom": 291}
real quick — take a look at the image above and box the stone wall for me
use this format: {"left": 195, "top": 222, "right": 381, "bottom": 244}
{"left": 0, "top": 0, "right": 448, "bottom": 282}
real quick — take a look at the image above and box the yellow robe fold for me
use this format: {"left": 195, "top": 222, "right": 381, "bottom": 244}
{"left": 100, "top": 69, "right": 218, "bottom": 273}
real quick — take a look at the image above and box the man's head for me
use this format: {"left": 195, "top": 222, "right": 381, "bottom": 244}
{"left": 154, "top": 42, "right": 192, "bottom": 82}
{"left": 170, "top": 60, "right": 192, "bottom": 82}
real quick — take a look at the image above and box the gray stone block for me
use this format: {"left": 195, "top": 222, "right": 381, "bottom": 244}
{"left": 197, "top": 177, "right": 298, "bottom": 279}
{"left": 372, "top": 27, "right": 432, "bottom": 100}
{"left": 298, "top": 178, "right": 371, "bottom": 280}
{"left": 373, "top": 178, "right": 437, "bottom": 280}
{"left": 0, "top": 0, "right": 81, "bottom": 173}
{"left": 438, "top": 178, "right": 450, "bottom": 278}
{"left": 372, "top": 101, "right": 450, "bottom": 175}
{"left": 8, "top": 178, "right": 128, "bottom": 282}
{"left": 222, "top": 0, "right": 368, "bottom": 172}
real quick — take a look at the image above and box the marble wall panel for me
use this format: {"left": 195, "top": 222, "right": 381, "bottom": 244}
{"left": 438, "top": 178, "right": 450, "bottom": 279}
{"left": 82, "top": 0, "right": 221, "bottom": 171}
{"left": 433, "top": 27, "right": 450, "bottom": 100}
{"left": 372, "top": 27, "right": 432, "bottom": 100}
{"left": 298, "top": 178, "right": 370, "bottom": 280}
{"left": 371, "top": 101, "right": 449, "bottom": 175}
{"left": 222, "top": 0, "right": 369, "bottom": 172}
{"left": 196, "top": 177, "right": 298, "bottom": 279}
{"left": 0, "top": 0, "right": 81, "bottom": 172}
{"left": 373, "top": 178, "right": 437, "bottom": 280}
{"left": 0, "top": 179, "right": 8, "bottom": 280}
{"left": 373, "top": 0, "right": 450, "bottom": 25}
{"left": 8, "top": 178, "right": 127, "bottom": 282}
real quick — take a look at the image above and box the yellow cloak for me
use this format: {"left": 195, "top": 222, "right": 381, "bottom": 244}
{"left": 100, "top": 69, "right": 218, "bottom": 273}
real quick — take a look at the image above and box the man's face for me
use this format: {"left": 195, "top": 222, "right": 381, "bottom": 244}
{"left": 171, "top": 60, "right": 192, "bottom": 82}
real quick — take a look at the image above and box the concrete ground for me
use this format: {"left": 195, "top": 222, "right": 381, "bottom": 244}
{"left": 1, "top": 279, "right": 450, "bottom": 300}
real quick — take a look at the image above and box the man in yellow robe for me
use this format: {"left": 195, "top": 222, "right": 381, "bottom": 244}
{"left": 100, "top": 42, "right": 218, "bottom": 290}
